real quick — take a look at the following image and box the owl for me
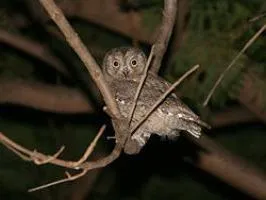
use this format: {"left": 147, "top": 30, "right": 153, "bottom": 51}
{"left": 102, "top": 47, "right": 209, "bottom": 155}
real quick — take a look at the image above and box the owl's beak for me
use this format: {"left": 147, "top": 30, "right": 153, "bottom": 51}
{"left": 123, "top": 67, "right": 130, "bottom": 77}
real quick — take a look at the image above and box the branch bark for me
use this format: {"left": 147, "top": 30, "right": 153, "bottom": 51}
{"left": 236, "top": 70, "right": 266, "bottom": 123}
{"left": 210, "top": 106, "right": 258, "bottom": 127}
{"left": 150, "top": 0, "right": 177, "bottom": 74}
{"left": 185, "top": 135, "right": 266, "bottom": 200}
{"left": 0, "top": 79, "right": 94, "bottom": 113}
{"left": 0, "top": 29, "right": 70, "bottom": 78}
{"left": 38, "top": 0, "right": 121, "bottom": 118}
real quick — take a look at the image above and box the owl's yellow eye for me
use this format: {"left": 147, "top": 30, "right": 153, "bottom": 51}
{"left": 113, "top": 61, "right": 119, "bottom": 68}
{"left": 131, "top": 59, "right": 137, "bottom": 67}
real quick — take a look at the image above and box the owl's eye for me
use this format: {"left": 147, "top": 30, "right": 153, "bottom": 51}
{"left": 131, "top": 59, "right": 137, "bottom": 67}
{"left": 113, "top": 61, "right": 120, "bottom": 68}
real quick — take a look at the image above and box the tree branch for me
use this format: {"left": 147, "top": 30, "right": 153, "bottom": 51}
{"left": 0, "top": 29, "right": 70, "bottom": 78}
{"left": 185, "top": 134, "right": 266, "bottom": 200}
{"left": 236, "top": 70, "right": 266, "bottom": 123}
{"left": 150, "top": 0, "right": 177, "bottom": 74}
{"left": 0, "top": 78, "right": 94, "bottom": 113}
{"left": 203, "top": 23, "right": 266, "bottom": 106}
{"left": 38, "top": 0, "right": 121, "bottom": 118}
{"left": 210, "top": 106, "right": 258, "bottom": 128}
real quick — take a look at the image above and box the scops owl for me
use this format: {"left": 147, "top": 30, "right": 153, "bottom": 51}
{"left": 102, "top": 47, "right": 209, "bottom": 155}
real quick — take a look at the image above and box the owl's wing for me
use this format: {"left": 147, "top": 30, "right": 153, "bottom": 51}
{"left": 145, "top": 73, "right": 210, "bottom": 129}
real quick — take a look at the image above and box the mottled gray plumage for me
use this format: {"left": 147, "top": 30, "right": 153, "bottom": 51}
{"left": 102, "top": 47, "right": 209, "bottom": 154}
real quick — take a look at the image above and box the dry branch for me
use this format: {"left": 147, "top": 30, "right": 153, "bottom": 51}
{"left": 128, "top": 46, "right": 155, "bottom": 126}
{"left": 0, "top": 29, "right": 70, "bottom": 77}
{"left": 0, "top": 0, "right": 179, "bottom": 190}
{"left": 185, "top": 135, "right": 266, "bottom": 200}
{"left": 0, "top": 125, "right": 106, "bottom": 191}
{"left": 150, "top": 0, "right": 177, "bottom": 74}
{"left": 0, "top": 124, "right": 105, "bottom": 170}
{"left": 236, "top": 70, "right": 266, "bottom": 123}
{"left": 210, "top": 106, "right": 258, "bottom": 127}
{"left": 203, "top": 23, "right": 266, "bottom": 106}
{"left": 170, "top": 0, "right": 189, "bottom": 52}
{"left": 38, "top": 0, "right": 121, "bottom": 118}
{"left": 0, "top": 79, "right": 94, "bottom": 113}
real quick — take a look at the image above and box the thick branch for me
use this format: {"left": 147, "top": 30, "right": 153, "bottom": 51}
{"left": 38, "top": 0, "right": 121, "bottom": 118}
{"left": 170, "top": 0, "right": 189, "bottom": 52}
{"left": 210, "top": 106, "right": 258, "bottom": 127}
{"left": 0, "top": 79, "right": 93, "bottom": 113}
{"left": 185, "top": 134, "right": 266, "bottom": 200}
{"left": 36, "top": 0, "right": 126, "bottom": 179}
{"left": 196, "top": 151, "right": 266, "bottom": 200}
{"left": 0, "top": 29, "right": 70, "bottom": 77}
{"left": 236, "top": 70, "right": 266, "bottom": 123}
{"left": 150, "top": 0, "right": 177, "bottom": 74}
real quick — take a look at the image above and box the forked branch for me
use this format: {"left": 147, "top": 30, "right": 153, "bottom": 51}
{"left": 0, "top": 125, "right": 107, "bottom": 191}
{"left": 0, "top": 0, "right": 177, "bottom": 191}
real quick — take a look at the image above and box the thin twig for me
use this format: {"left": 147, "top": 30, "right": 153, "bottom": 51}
{"left": 0, "top": 125, "right": 104, "bottom": 170}
{"left": 28, "top": 169, "right": 88, "bottom": 192}
{"left": 38, "top": 0, "right": 121, "bottom": 118}
{"left": 32, "top": 146, "right": 65, "bottom": 165}
{"left": 150, "top": 0, "right": 177, "bottom": 74}
{"left": 248, "top": 12, "right": 266, "bottom": 23}
{"left": 131, "top": 64, "right": 200, "bottom": 134}
{"left": 128, "top": 46, "right": 155, "bottom": 126}
{"left": 0, "top": 131, "right": 73, "bottom": 168}
{"left": 71, "top": 125, "right": 106, "bottom": 168}
{"left": 1, "top": 140, "right": 31, "bottom": 161}
{"left": 203, "top": 23, "right": 266, "bottom": 106}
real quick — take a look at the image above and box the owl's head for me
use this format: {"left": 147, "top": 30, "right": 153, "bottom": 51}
{"left": 102, "top": 47, "right": 147, "bottom": 81}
